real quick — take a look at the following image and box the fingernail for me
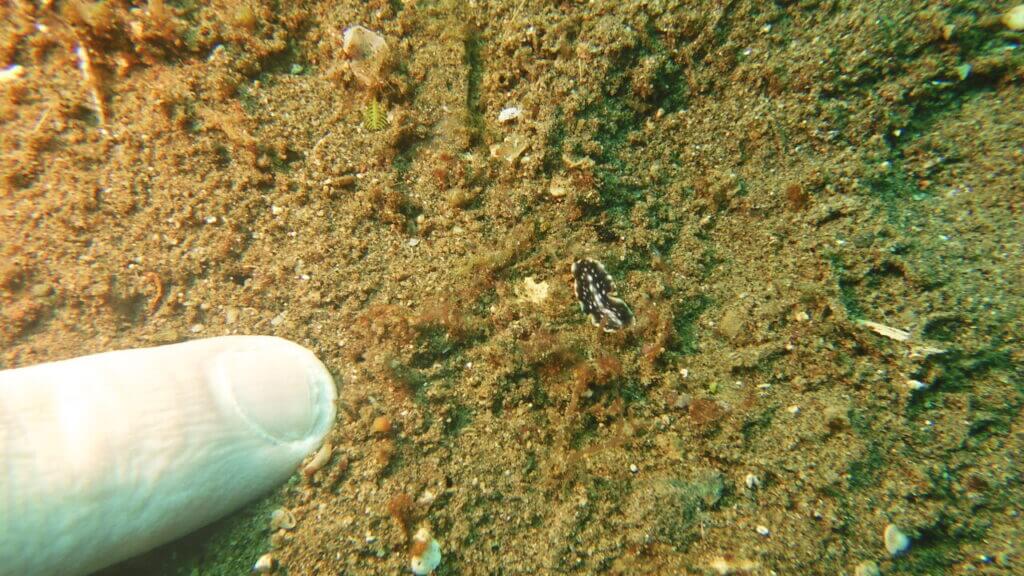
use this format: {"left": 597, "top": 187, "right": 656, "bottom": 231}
{"left": 214, "top": 340, "right": 336, "bottom": 443}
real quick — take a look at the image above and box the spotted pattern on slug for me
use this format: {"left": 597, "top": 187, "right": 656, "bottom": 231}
{"left": 571, "top": 258, "right": 634, "bottom": 332}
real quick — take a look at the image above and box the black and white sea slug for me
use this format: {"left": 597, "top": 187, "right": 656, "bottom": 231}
{"left": 571, "top": 258, "right": 634, "bottom": 332}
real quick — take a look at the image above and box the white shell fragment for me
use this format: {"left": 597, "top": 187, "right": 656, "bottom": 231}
{"left": 253, "top": 552, "right": 276, "bottom": 573}
{"left": 270, "top": 508, "right": 297, "bottom": 531}
{"left": 744, "top": 473, "right": 761, "bottom": 490}
{"left": 859, "top": 320, "right": 911, "bottom": 342}
{"left": 884, "top": 523, "right": 911, "bottom": 557}
{"left": 303, "top": 441, "right": 333, "bottom": 477}
{"left": 497, "top": 106, "right": 522, "bottom": 124}
{"left": 410, "top": 527, "right": 442, "bottom": 575}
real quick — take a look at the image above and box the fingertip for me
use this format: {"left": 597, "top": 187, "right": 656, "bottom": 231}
{"left": 212, "top": 337, "right": 336, "bottom": 445}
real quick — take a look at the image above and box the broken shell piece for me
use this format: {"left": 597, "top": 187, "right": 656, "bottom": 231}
{"left": 269, "top": 508, "right": 296, "bottom": 531}
{"left": 302, "top": 441, "right": 333, "bottom": 477}
{"left": 884, "top": 523, "right": 911, "bottom": 557}
{"left": 489, "top": 134, "right": 529, "bottom": 165}
{"left": 497, "top": 106, "right": 522, "bottom": 124}
{"left": 410, "top": 527, "right": 442, "bottom": 575}
{"left": 548, "top": 175, "right": 570, "bottom": 198}
{"left": 342, "top": 25, "right": 388, "bottom": 88}
{"left": 858, "top": 320, "right": 911, "bottom": 342}
{"left": 516, "top": 276, "right": 549, "bottom": 305}
{"left": 252, "top": 552, "right": 277, "bottom": 573}
{"left": 707, "top": 556, "right": 760, "bottom": 575}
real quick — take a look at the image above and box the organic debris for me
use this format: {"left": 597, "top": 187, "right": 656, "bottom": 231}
{"left": 343, "top": 25, "right": 389, "bottom": 89}
{"left": 363, "top": 98, "right": 389, "bottom": 131}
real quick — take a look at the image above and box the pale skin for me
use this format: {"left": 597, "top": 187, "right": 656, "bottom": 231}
{"left": 0, "top": 336, "right": 337, "bottom": 576}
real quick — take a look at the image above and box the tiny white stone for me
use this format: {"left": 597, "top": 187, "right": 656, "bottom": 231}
{"left": 755, "top": 525, "right": 770, "bottom": 536}
{"left": 787, "top": 405, "right": 801, "bottom": 415}
{"left": 408, "top": 238, "right": 420, "bottom": 247}
{"left": 271, "top": 205, "right": 283, "bottom": 215}
{"left": 204, "top": 215, "right": 218, "bottom": 224}
{"left": 884, "top": 523, "right": 911, "bottom": 557}
{"left": 745, "top": 473, "right": 761, "bottom": 490}
{"left": 629, "top": 464, "right": 638, "bottom": 473}
{"left": 497, "top": 106, "right": 522, "bottom": 124}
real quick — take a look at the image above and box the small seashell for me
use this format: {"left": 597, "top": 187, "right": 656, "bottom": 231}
{"left": 489, "top": 134, "right": 529, "bottom": 165}
{"left": 854, "top": 560, "right": 881, "bottom": 576}
{"left": 302, "top": 441, "right": 333, "bottom": 477}
{"left": 744, "top": 473, "right": 761, "bottom": 490}
{"left": 497, "top": 106, "right": 522, "bottom": 124}
{"left": 755, "top": 525, "right": 770, "bottom": 537}
{"left": 252, "top": 552, "right": 276, "bottom": 573}
{"left": 884, "top": 523, "right": 911, "bottom": 557}
{"left": 269, "top": 508, "right": 296, "bottom": 531}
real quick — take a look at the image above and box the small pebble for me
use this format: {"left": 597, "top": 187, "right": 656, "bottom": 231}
{"left": 755, "top": 525, "right": 770, "bottom": 536}
{"left": 855, "top": 560, "right": 881, "bottom": 576}
{"left": 884, "top": 523, "right": 911, "bottom": 557}
{"left": 629, "top": 463, "right": 639, "bottom": 474}
{"left": 744, "top": 473, "right": 761, "bottom": 490}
